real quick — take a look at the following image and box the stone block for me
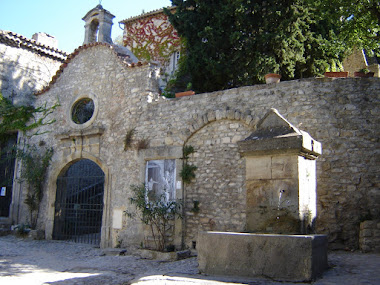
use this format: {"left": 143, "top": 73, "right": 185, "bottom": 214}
{"left": 271, "top": 155, "right": 297, "bottom": 179}
{"left": 246, "top": 156, "right": 271, "bottom": 180}
{"left": 198, "top": 231, "right": 328, "bottom": 282}
{"left": 28, "top": 230, "right": 45, "bottom": 240}
{"left": 373, "top": 229, "right": 380, "bottom": 237}
{"left": 360, "top": 229, "right": 373, "bottom": 237}
{"left": 136, "top": 249, "right": 191, "bottom": 261}
{"left": 360, "top": 220, "right": 376, "bottom": 229}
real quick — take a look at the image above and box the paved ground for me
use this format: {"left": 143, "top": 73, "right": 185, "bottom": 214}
{"left": 0, "top": 235, "right": 379, "bottom": 285}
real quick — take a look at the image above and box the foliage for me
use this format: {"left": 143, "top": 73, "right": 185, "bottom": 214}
{"left": 182, "top": 145, "right": 195, "bottom": 159}
{"left": 136, "top": 138, "right": 149, "bottom": 151}
{"left": 126, "top": 184, "right": 182, "bottom": 251}
{"left": 17, "top": 145, "right": 53, "bottom": 229}
{"left": 0, "top": 92, "right": 57, "bottom": 229}
{"left": 331, "top": 0, "right": 380, "bottom": 55}
{"left": 180, "top": 163, "right": 197, "bottom": 184}
{"left": 180, "top": 144, "right": 197, "bottom": 184}
{"left": 165, "top": 0, "right": 348, "bottom": 92}
{"left": 0, "top": 94, "right": 59, "bottom": 141}
{"left": 123, "top": 12, "right": 182, "bottom": 67}
{"left": 124, "top": 128, "right": 136, "bottom": 151}
{"left": 12, "top": 223, "right": 31, "bottom": 236}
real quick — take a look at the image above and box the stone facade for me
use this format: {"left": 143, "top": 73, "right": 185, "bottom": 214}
{"left": 20, "top": 42, "right": 379, "bottom": 251}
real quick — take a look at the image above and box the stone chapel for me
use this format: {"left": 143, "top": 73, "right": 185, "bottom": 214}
{"left": 0, "top": 5, "right": 379, "bottom": 252}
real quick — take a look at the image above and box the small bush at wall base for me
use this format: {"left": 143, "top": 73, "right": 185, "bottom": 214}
{"left": 125, "top": 184, "right": 182, "bottom": 252}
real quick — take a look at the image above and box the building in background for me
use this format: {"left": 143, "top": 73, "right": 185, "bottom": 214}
{"left": 120, "top": 7, "right": 181, "bottom": 91}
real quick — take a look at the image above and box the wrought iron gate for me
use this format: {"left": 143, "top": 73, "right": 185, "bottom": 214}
{"left": 53, "top": 159, "right": 104, "bottom": 245}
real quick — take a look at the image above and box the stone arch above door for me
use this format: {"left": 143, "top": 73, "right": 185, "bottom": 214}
{"left": 45, "top": 153, "right": 111, "bottom": 248}
{"left": 182, "top": 117, "right": 252, "bottom": 248}
{"left": 183, "top": 107, "right": 259, "bottom": 144}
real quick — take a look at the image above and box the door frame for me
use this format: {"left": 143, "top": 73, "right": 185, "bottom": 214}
{"left": 46, "top": 153, "right": 111, "bottom": 248}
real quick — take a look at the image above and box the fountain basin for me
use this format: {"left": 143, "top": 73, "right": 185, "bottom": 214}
{"left": 198, "top": 231, "right": 328, "bottom": 282}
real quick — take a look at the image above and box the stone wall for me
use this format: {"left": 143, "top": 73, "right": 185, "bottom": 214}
{"left": 184, "top": 120, "right": 251, "bottom": 245}
{"left": 359, "top": 220, "right": 380, "bottom": 253}
{"left": 0, "top": 39, "right": 63, "bottom": 105}
{"left": 27, "top": 44, "right": 379, "bottom": 249}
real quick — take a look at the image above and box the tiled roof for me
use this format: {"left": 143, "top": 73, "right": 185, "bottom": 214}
{"left": 35, "top": 42, "right": 148, "bottom": 96}
{"left": 0, "top": 30, "right": 68, "bottom": 62}
{"left": 120, "top": 6, "right": 176, "bottom": 24}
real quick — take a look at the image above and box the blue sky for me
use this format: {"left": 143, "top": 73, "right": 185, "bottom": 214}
{"left": 0, "top": 0, "right": 172, "bottom": 53}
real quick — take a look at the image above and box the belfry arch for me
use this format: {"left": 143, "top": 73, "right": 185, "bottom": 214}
{"left": 82, "top": 4, "right": 114, "bottom": 45}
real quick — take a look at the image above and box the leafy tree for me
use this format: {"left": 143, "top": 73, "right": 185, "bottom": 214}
{"left": 165, "top": 0, "right": 347, "bottom": 92}
{"left": 332, "top": 0, "right": 380, "bottom": 55}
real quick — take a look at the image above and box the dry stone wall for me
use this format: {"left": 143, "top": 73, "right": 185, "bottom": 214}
{"left": 29, "top": 45, "right": 379, "bottom": 250}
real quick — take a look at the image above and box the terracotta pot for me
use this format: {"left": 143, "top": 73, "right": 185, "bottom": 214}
{"left": 175, "top": 90, "right": 195, "bottom": 98}
{"left": 264, "top": 73, "right": 281, "bottom": 84}
{"left": 324, "top": 72, "right": 348, "bottom": 78}
{"left": 354, "top": 71, "right": 375, "bottom": 78}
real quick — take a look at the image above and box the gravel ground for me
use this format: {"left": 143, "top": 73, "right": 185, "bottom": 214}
{"left": 0, "top": 235, "right": 380, "bottom": 285}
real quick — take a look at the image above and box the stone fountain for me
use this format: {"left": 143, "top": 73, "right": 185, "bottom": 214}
{"left": 198, "top": 109, "right": 328, "bottom": 282}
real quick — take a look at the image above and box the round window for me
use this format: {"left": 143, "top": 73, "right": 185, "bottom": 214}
{"left": 71, "top": 98, "right": 95, "bottom": 124}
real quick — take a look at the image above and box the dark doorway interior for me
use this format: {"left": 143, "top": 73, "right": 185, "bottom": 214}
{"left": 0, "top": 134, "right": 17, "bottom": 218}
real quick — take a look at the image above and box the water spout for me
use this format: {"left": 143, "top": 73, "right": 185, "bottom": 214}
{"left": 278, "top": 190, "right": 285, "bottom": 210}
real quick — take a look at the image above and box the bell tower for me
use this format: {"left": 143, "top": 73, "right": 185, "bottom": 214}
{"left": 82, "top": 4, "right": 115, "bottom": 45}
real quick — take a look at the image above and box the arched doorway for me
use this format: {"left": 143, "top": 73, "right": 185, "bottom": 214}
{"left": 53, "top": 159, "right": 104, "bottom": 245}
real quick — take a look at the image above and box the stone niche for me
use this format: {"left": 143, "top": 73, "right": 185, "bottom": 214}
{"left": 238, "top": 109, "right": 322, "bottom": 234}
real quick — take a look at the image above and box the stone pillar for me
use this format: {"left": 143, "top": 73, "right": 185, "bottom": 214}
{"left": 238, "top": 109, "right": 322, "bottom": 234}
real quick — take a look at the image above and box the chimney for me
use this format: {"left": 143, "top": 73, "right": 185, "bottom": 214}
{"left": 32, "top": 32, "right": 58, "bottom": 49}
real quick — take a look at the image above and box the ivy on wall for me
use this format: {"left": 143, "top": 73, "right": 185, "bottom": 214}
{"left": 123, "top": 12, "right": 181, "bottom": 67}
{"left": 0, "top": 94, "right": 58, "bottom": 141}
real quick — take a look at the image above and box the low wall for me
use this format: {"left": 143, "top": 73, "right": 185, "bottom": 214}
{"left": 198, "top": 231, "right": 328, "bottom": 282}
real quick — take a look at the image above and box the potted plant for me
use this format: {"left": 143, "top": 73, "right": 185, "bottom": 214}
{"left": 175, "top": 90, "right": 195, "bottom": 98}
{"left": 324, "top": 71, "right": 349, "bottom": 78}
{"left": 264, "top": 73, "right": 281, "bottom": 84}
{"left": 175, "top": 83, "right": 195, "bottom": 98}
{"left": 261, "top": 58, "right": 281, "bottom": 84}
{"left": 354, "top": 68, "right": 375, "bottom": 78}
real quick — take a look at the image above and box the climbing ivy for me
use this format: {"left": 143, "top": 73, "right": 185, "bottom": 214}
{"left": 123, "top": 12, "right": 181, "bottom": 67}
{"left": 0, "top": 92, "right": 58, "bottom": 228}
{"left": 0, "top": 93, "right": 59, "bottom": 141}
{"left": 180, "top": 145, "right": 197, "bottom": 184}
{"left": 17, "top": 145, "right": 53, "bottom": 229}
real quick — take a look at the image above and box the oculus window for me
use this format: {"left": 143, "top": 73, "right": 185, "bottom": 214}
{"left": 145, "top": 159, "right": 176, "bottom": 202}
{"left": 71, "top": 98, "right": 95, "bottom": 124}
